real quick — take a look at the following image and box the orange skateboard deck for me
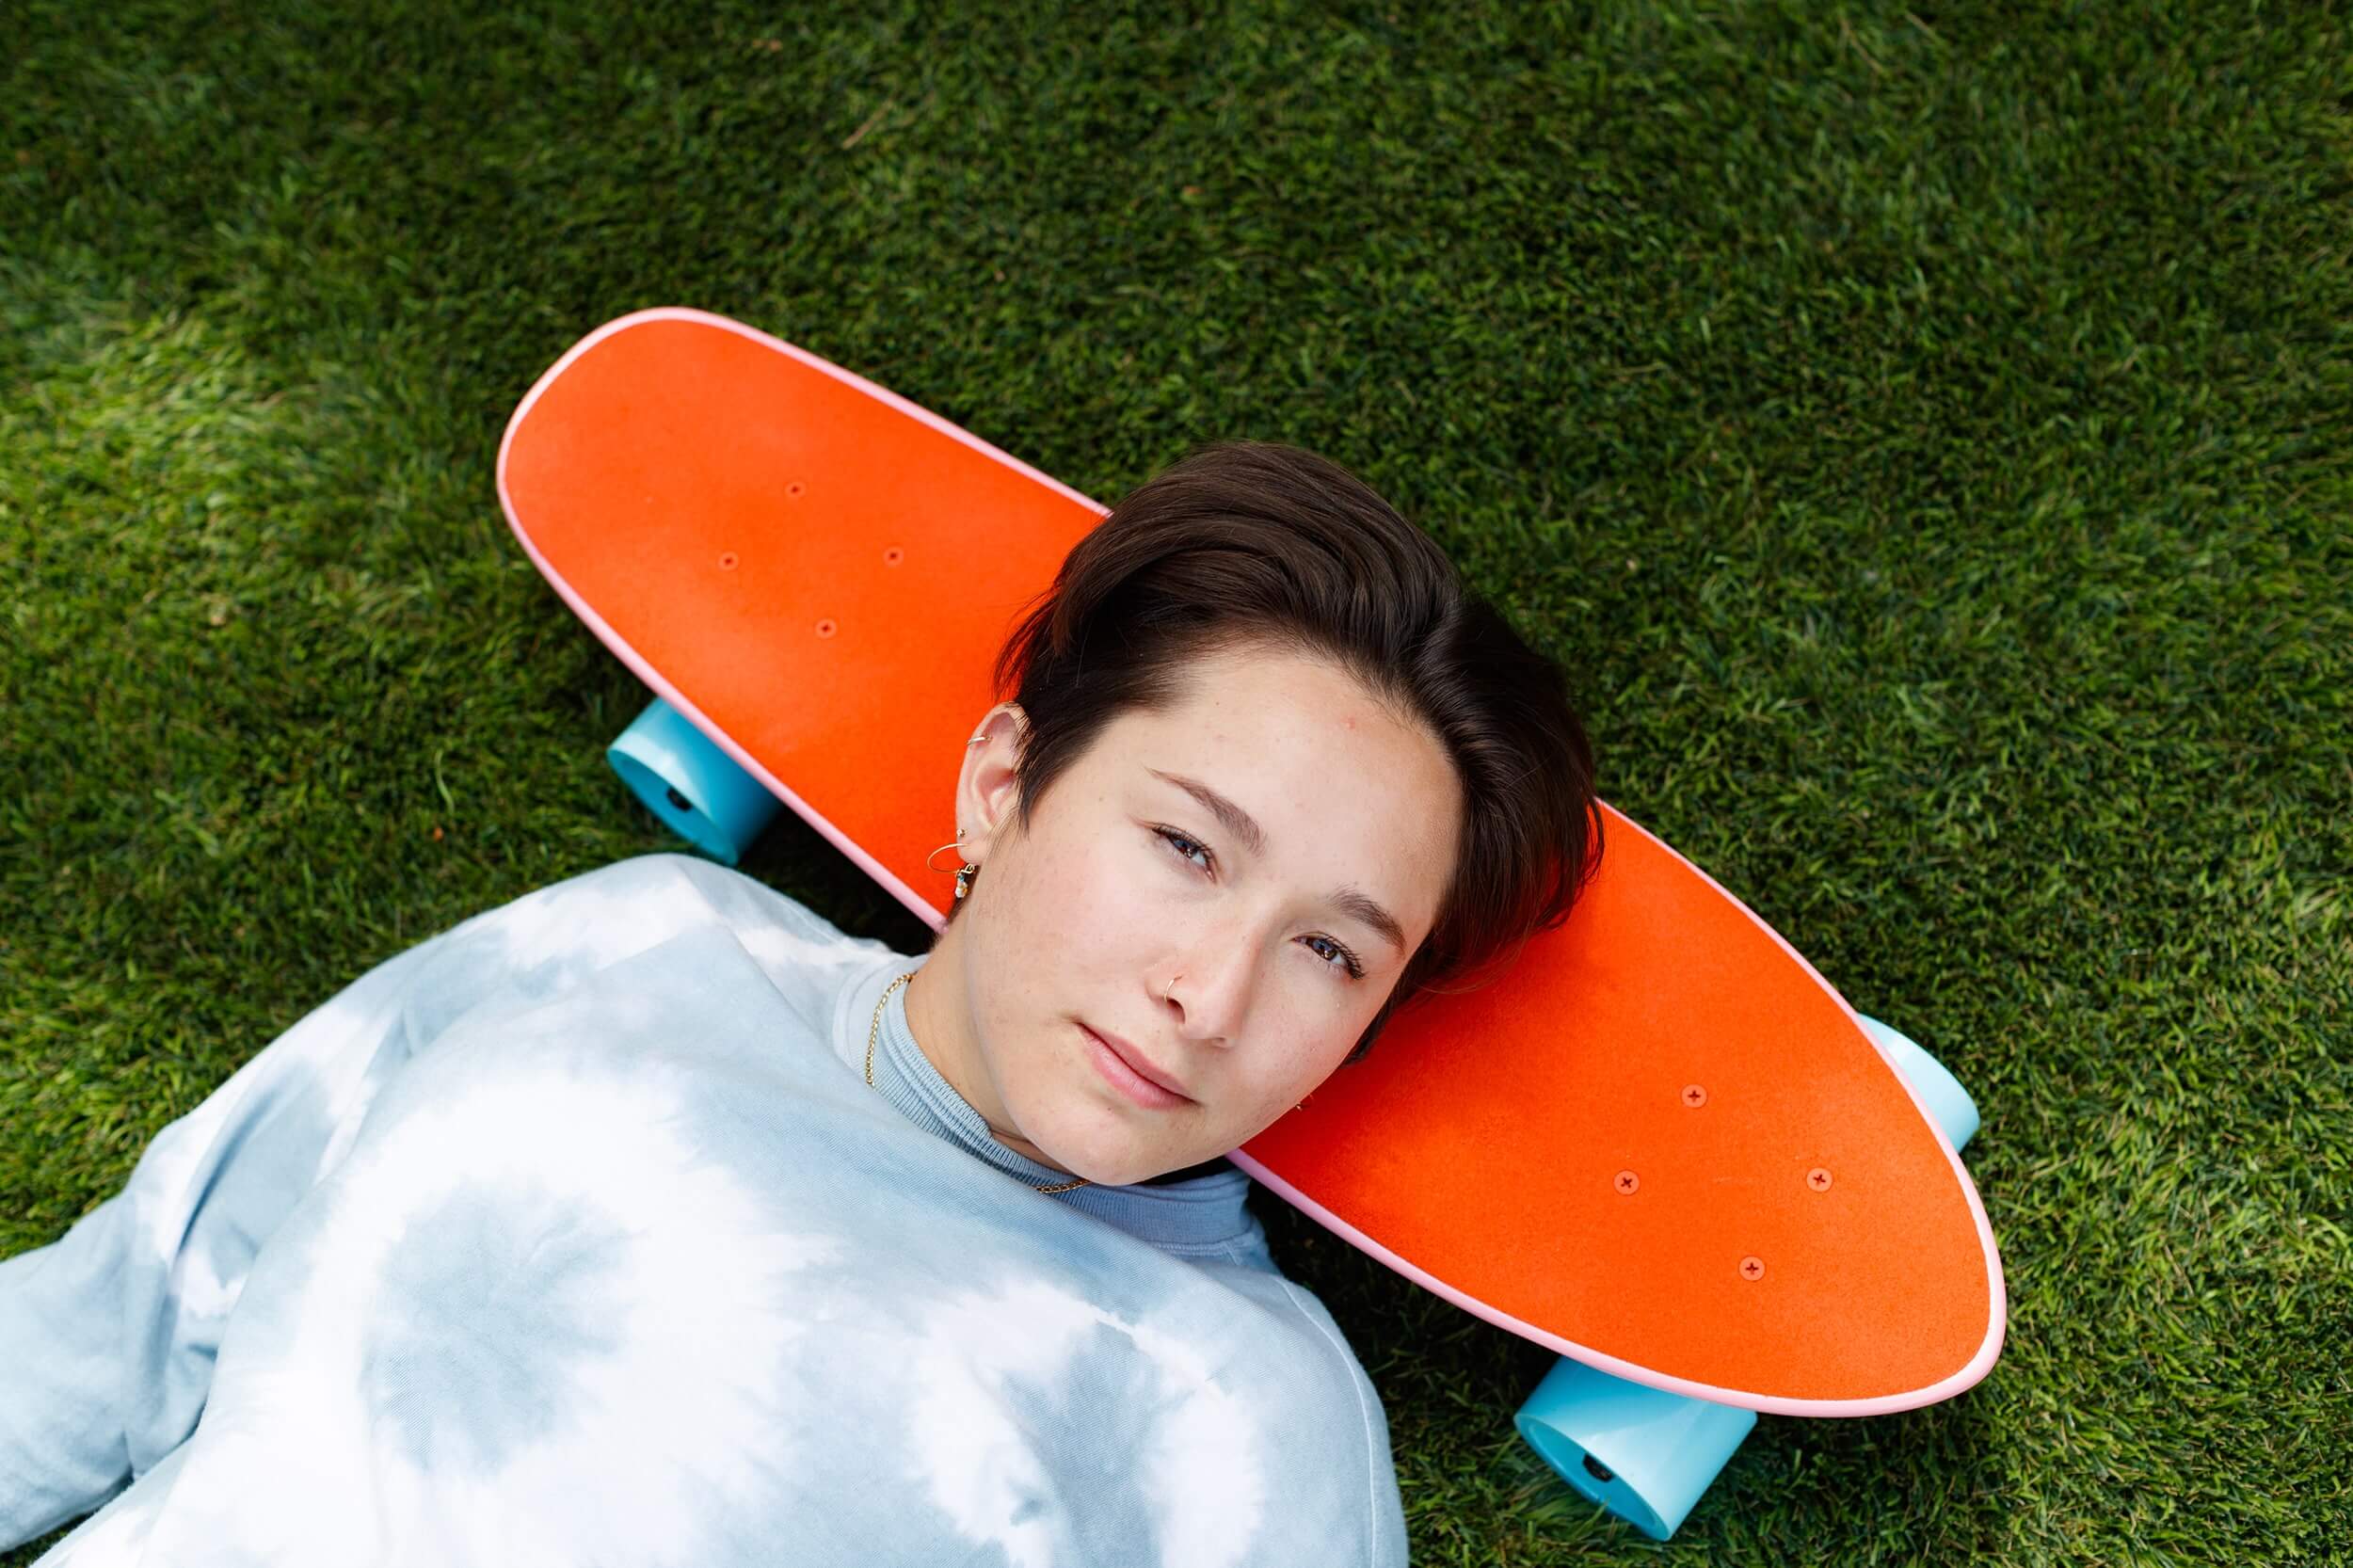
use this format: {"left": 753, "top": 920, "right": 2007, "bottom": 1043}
{"left": 498, "top": 308, "right": 2005, "bottom": 1420}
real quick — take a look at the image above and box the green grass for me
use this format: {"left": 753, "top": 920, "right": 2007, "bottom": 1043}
{"left": 3, "top": 0, "right": 2347, "bottom": 1560}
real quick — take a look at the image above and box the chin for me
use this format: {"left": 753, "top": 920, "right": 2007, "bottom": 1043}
{"left": 1007, "top": 1065, "right": 1212, "bottom": 1187}
{"left": 1020, "top": 1112, "right": 1161, "bottom": 1188}
{"left": 998, "top": 1105, "right": 1086, "bottom": 1177}
{"left": 1038, "top": 1138, "right": 1149, "bottom": 1189}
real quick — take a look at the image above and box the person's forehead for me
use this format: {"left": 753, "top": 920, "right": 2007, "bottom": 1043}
{"left": 1128, "top": 648, "right": 1394, "bottom": 746}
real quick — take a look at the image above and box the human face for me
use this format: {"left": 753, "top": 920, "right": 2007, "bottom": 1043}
{"left": 904, "top": 642, "right": 1461, "bottom": 1187}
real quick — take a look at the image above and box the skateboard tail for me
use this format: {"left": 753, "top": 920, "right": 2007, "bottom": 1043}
{"left": 1232, "top": 1145, "right": 2003, "bottom": 1418}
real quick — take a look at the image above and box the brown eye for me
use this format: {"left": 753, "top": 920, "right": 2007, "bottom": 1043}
{"left": 1307, "top": 935, "right": 1366, "bottom": 980}
{"left": 1155, "top": 826, "right": 1213, "bottom": 872}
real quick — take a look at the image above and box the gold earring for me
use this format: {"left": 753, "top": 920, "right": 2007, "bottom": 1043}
{"left": 924, "top": 820, "right": 981, "bottom": 900}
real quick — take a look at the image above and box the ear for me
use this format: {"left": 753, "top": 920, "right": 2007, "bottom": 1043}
{"left": 953, "top": 704, "right": 1030, "bottom": 860}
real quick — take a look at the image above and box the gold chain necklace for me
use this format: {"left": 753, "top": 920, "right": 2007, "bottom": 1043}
{"left": 869, "top": 970, "right": 1089, "bottom": 1194}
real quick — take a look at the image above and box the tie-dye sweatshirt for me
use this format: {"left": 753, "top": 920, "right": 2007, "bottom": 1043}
{"left": 0, "top": 854, "right": 1409, "bottom": 1566}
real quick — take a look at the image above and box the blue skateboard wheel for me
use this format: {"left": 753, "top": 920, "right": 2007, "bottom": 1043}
{"left": 606, "top": 697, "right": 781, "bottom": 865}
{"left": 1853, "top": 1015, "right": 1979, "bottom": 1152}
{"left": 1515, "top": 1357, "right": 1756, "bottom": 1541}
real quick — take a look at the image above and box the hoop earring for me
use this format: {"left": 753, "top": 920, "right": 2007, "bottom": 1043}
{"left": 922, "top": 828, "right": 980, "bottom": 900}
{"left": 921, "top": 734, "right": 994, "bottom": 900}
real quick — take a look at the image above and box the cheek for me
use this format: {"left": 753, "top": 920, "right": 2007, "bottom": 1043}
{"left": 970, "top": 835, "right": 1145, "bottom": 1052}
{"left": 1289, "top": 1031, "right": 1362, "bottom": 1101}
{"left": 1010, "top": 833, "right": 1150, "bottom": 951}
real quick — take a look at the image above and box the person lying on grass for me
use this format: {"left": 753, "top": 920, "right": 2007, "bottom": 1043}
{"left": 0, "top": 440, "right": 1602, "bottom": 1567}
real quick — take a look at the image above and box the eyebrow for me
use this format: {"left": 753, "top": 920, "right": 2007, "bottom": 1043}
{"left": 1147, "top": 768, "right": 1409, "bottom": 956}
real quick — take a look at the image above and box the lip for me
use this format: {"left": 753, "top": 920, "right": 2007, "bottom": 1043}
{"left": 1080, "top": 1023, "right": 1193, "bottom": 1108}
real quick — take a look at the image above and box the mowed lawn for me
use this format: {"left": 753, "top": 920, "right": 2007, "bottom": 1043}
{"left": 2, "top": 1, "right": 2345, "bottom": 1561}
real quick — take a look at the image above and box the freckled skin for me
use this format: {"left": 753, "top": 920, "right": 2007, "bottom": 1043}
{"left": 904, "top": 642, "right": 1462, "bottom": 1186}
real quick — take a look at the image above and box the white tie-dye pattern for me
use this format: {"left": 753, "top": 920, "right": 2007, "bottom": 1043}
{"left": 728, "top": 920, "right": 874, "bottom": 1000}
{"left": 133, "top": 868, "right": 677, "bottom": 1267}
{"left": 458, "top": 868, "right": 717, "bottom": 978}
{"left": 128, "top": 1062, "right": 271, "bottom": 1266}
{"left": 176, "top": 1065, "right": 840, "bottom": 1568}
{"left": 906, "top": 1278, "right": 1267, "bottom": 1568}
{"left": 308, "top": 1071, "right": 390, "bottom": 1183}
{"left": 306, "top": 870, "right": 723, "bottom": 1184}
{"left": 167, "top": 1245, "right": 243, "bottom": 1325}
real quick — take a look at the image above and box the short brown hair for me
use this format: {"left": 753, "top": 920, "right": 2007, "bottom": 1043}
{"left": 945, "top": 440, "right": 1602, "bottom": 1064}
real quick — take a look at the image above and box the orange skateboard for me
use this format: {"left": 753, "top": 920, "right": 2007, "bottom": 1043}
{"left": 498, "top": 308, "right": 2006, "bottom": 1539}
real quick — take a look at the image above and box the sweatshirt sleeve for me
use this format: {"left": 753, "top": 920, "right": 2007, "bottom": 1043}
{"left": 0, "top": 853, "right": 788, "bottom": 1551}
{"left": 0, "top": 917, "right": 449, "bottom": 1549}
{"left": 1270, "top": 1272, "right": 1413, "bottom": 1567}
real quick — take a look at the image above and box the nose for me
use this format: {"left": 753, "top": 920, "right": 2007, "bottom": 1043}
{"left": 1162, "top": 923, "right": 1259, "bottom": 1047}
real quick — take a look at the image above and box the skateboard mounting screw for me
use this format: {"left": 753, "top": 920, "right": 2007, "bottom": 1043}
{"left": 815, "top": 618, "right": 837, "bottom": 638}
{"left": 1682, "top": 1084, "right": 1707, "bottom": 1108}
{"left": 787, "top": 481, "right": 806, "bottom": 498}
{"left": 1808, "top": 1167, "right": 1833, "bottom": 1191}
{"left": 1613, "top": 1170, "right": 1639, "bottom": 1195}
{"left": 883, "top": 546, "right": 904, "bottom": 565}
{"left": 718, "top": 552, "right": 739, "bottom": 571}
{"left": 1739, "top": 1256, "right": 1765, "bottom": 1280}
